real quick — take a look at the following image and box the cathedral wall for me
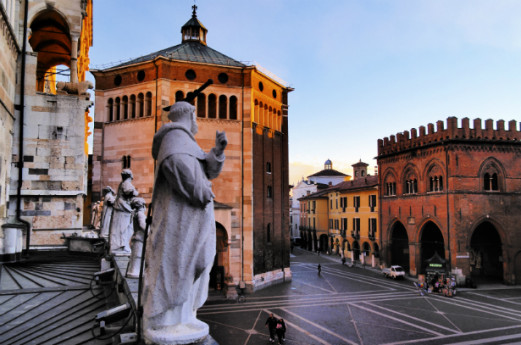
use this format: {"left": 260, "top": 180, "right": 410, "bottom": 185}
{"left": 0, "top": 3, "right": 19, "bottom": 228}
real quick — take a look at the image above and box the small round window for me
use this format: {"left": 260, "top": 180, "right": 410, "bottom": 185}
{"left": 185, "top": 69, "right": 196, "bottom": 80}
{"left": 272, "top": 90, "right": 277, "bottom": 98}
{"left": 218, "top": 73, "right": 229, "bottom": 84}
{"left": 137, "top": 70, "right": 145, "bottom": 82}
{"left": 114, "top": 75, "right": 122, "bottom": 86}
{"left": 258, "top": 81, "right": 264, "bottom": 91}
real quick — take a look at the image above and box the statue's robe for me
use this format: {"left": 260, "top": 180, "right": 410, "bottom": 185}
{"left": 127, "top": 206, "right": 147, "bottom": 278}
{"left": 143, "top": 122, "right": 224, "bottom": 320}
{"left": 110, "top": 179, "right": 137, "bottom": 252}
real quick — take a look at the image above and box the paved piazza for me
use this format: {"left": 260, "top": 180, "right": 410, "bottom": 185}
{"left": 200, "top": 248, "right": 521, "bottom": 345}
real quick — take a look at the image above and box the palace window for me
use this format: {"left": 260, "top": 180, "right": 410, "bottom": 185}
{"left": 484, "top": 173, "right": 498, "bottom": 191}
{"left": 354, "top": 196, "right": 360, "bottom": 212}
{"left": 405, "top": 179, "right": 418, "bottom": 194}
{"left": 429, "top": 176, "right": 443, "bottom": 192}
{"left": 369, "top": 194, "right": 377, "bottom": 212}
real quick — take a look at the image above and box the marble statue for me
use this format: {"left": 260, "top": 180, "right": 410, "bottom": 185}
{"left": 90, "top": 201, "right": 101, "bottom": 229}
{"left": 110, "top": 169, "right": 138, "bottom": 254}
{"left": 143, "top": 101, "right": 227, "bottom": 344}
{"left": 126, "top": 197, "right": 147, "bottom": 278}
{"left": 99, "top": 186, "right": 116, "bottom": 239}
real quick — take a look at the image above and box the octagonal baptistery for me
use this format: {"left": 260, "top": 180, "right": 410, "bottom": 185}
{"left": 90, "top": 6, "right": 293, "bottom": 295}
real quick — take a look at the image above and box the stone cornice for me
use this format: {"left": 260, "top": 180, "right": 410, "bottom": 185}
{"left": 0, "top": 5, "right": 20, "bottom": 55}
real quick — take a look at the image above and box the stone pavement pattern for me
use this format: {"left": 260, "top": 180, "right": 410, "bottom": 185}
{"left": 200, "top": 248, "right": 521, "bottom": 345}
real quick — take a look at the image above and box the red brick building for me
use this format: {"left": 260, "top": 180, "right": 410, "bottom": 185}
{"left": 90, "top": 7, "right": 292, "bottom": 294}
{"left": 378, "top": 117, "right": 521, "bottom": 285}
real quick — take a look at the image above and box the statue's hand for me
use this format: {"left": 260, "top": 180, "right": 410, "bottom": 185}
{"left": 214, "top": 131, "right": 227, "bottom": 156}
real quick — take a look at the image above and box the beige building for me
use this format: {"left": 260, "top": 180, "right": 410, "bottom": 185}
{"left": 91, "top": 7, "right": 292, "bottom": 295}
{"left": 1, "top": 0, "right": 93, "bottom": 261}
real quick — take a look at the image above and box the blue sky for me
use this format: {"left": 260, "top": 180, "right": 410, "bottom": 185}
{"left": 88, "top": 0, "right": 521, "bottom": 184}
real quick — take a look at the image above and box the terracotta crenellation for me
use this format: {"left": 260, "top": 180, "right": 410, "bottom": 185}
{"left": 378, "top": 117, "right": 521, "bottom": 156}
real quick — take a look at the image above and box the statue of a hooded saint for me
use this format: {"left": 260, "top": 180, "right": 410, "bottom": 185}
{"left": 99, "top": 186, "right": 116, "bottom": 239}
{"left": 143, "top": 101, "right": 226, "bottom": 344}
{"left": 110, "top": 169, "right": 138, "bottom": 254}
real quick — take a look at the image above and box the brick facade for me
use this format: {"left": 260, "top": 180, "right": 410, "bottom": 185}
{"left": 378, "top": 117, "right": 521, "bottom": 284}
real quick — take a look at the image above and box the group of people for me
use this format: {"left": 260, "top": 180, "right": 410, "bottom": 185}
{"left": 265, "top": 313, "right": 287, "bottom": 344}
{"left": 415, "top": 273, "right": 457, "bottom": 297}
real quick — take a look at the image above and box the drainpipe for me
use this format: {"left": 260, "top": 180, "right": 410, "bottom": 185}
{"left": 240, "top": 67, "right": 245, "bottom": 286}
{"left": 16, "top": 0, "right": 31, "bottom": 256}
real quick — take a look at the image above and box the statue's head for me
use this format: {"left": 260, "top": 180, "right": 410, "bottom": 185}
{"left": 131, "top": 197, "right": 146, "bottom": 210}
{"left": 102, "top": 186, "right": 115, "bottom": 195}
{"left": 168, "top": 101, "right": 198, "bottom": 135}
{"left": 121, "top": 169, "right": 133, "bottom": 180}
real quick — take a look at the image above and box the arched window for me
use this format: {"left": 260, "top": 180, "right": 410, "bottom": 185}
{"left": 426, "top": 164, "right": 444, "bottom": 192}
{"left": 405, "top": 178, "right": 418, "bottom": 194}
{"left": 145, "top": 92, "right": 152, "bottom": 116}
{"left": 267, "top": 223, "right": 271, "bottom": 243}
{"left": 122, "top": 96, "right": 128, "bottom": 119}
{"left": 138, "top": 93, "right": 144, "bottom": 117}
{"left": 384, "top": 173, "right": 396, "bottom": 196}
{"left": 107, "top": 98, "right": 114, "bottom": 122}
{"left": 197, "top": 93, "right": 206, "bottom": 118}
{"left": 219, "top": 95, "right": 227, "bottom": 119}
{"left": 484, "top": 173, "right": 499, "bottom": 191}
{"left": 29, "top": 10, "right": 71, "bottom": 92}
{"left": 253, "top": 99, "right": 259, "bottom": 123}
{"left": 175, "top": 91, "right": 184, "bottom": 102}
{"left": 115, "top": 97, "right": 121, "bottom": 121}
{"left": 229, "top": 96, "right": 238, "bottom": 120}
{"left": 130, "top": 95, "right": 136, "bottom": 118}
{"left": 122, "top": 155, "right": 131, "bottom": 169}
{"left": 480, "top": 159, "right": 504, "bottom": 192}
{"left": 267, "top": 186, "right": 273, "bottom": 198}
{"left": 208, "top": 94, "right": 217, "bottom": 118}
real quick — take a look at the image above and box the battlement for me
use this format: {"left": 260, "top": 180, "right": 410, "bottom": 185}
{"left": 378, "top": 117, "right": 521, "bottom": 156}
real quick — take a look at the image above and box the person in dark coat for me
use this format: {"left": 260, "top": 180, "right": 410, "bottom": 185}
{"left": 276, "top": 318, "right": 287, "bottom": 344}
{"left": 265, "top": 313, "right": 278, "bottom": 343}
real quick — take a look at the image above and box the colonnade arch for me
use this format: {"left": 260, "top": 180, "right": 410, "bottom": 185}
{"left": 470, "top": 221, "right": 503, "bottom": 281}
{"left": 420, "top": 221, "right": 445, "bottom": 273}
{"left": 390, "top": 221, "right": 409, "bottom": 271}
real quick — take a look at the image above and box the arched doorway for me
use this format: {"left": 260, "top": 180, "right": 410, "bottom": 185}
{"left": 352, "top": 241, "right": 360, "bottom": 261}
{"left": 470, "top": 221, "right": 502, "bottom": 281}
{"left": 319, "top": 234, "right": 329, "bottom": 253}
{"left": 210, "top": 223, "right": 228, "bottom": 290}
{"left": 390, "top": 222, "right": 409, "bottom": 271}
{"left": 420, "top": 221, "right": 445, "bottom": 273}
{"left": 374, "top": 243, "right": 380, "bottom": 258}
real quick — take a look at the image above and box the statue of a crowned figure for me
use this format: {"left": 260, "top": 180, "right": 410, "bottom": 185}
{"left": 143, "top": 101, "right": 227, "bottom": 344}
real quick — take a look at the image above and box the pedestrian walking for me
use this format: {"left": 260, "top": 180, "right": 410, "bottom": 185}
{"left": 276, "top": 318, "right": 286, "bottom": 344}
{"left": 265, "top": 313, "right": 278, "bottom": 343}
{"left": 317, "top": 264, "right": 321, "bottom": 276}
